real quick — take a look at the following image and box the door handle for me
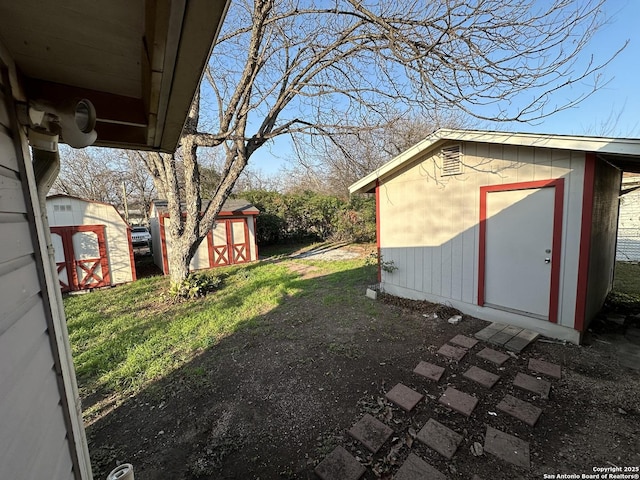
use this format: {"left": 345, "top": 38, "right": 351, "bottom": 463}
{"left": 545, "top": 258, "right": 551, "bottom": 264}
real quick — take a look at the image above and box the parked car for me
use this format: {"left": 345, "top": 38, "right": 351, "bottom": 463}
{"left": 131, "top": 226, "right": 152, "bottom": 247}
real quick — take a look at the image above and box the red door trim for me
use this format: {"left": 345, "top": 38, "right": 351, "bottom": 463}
{"left": 478, "top": 178, "right": 565, "bottom": 323}
{"left": 126, "top": 227, "right": 137, "bottom": 281}
{"left": 159, "top": 215, "right": 170, "bottom": 275}
{"left": 574, "top": 154, "right": 596, "bottom": 332}
{"left": 207, "top": 230, "right": 215, "bottom": 268}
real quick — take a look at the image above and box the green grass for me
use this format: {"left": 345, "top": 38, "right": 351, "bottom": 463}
{"left": 64, "top": 257, "right": 375, "bottom": 415}
{"left": 613, "top": 262, "right": 640, "bottom": 295}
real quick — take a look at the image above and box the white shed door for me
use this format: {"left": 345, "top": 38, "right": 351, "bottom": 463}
{"left": 484, "top": 187, "right": 555, "bottom": 318}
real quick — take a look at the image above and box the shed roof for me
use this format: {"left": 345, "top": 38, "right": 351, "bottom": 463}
{"left": 349, "top": 129, "right": 640, "bottom": 194}
{"left": 0, "top": 0, "right": 229, "bottom": 152}
{"left": 153, "top": 199, "right": 260, "bottom": 216}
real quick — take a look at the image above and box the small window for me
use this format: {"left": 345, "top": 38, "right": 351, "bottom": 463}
{"left": 54, "top": 205, "right": 60, "bottom": 211}
{"left": 441, "top": 144, "right": 462, "bottom": 176}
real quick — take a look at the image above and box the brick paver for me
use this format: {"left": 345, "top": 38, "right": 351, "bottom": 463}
{"left": 449, "top": 334, "right": 479, "bottom": 349}
{"left": 484, "top": 426, "right": 530, "bottom": 468}
{"left": 385, "top": 383, "right": 424, "bottom": 412}
{"left": 489, "top": 325, "right": 524, "bottom": 346}
{"left": 497, "top": 394, "right": 543, "bottom": 426}
{"left": 505, "top": 329, "right": 539, "bottom": 352}
{"left": 315, "top": 446, "right": 366, "bottom": 480}
{"left": 514, "top": 372, "right": 551, "bottom": 399}
{"left": 413, "top": 361, "right": 445, "bottom": 382}
{"left": 475, "top": 322, "right": 506, "bottom": 341}
{"left": 476, "top": 347, "right": 510, "bottom": 366}
{"left": 394, "top": 453, "right": 447, "bottom": 480}
{"left": 439, "top": 387, "right": 478, "bottom": 416}
{"left": 437, "top": 344, "right": 467, "bottom": 361}
{"left": 463, "top": 365, "right": 500, "bottom": 388}
{"left": 348, "top": 414, "right": 393, "bottom": 453}
{"left": 528, "top": 358, "right": 562, "bottom": 379}
{"left": 416, "top": 418, "right": 463, "bottom": 459}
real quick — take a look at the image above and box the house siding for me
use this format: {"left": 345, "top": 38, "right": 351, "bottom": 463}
{"left": 616, "top": 188, "right": 640, "bottom": 261}
{"left": 0, "top": 70, "right": 77, "bottom": 478}
{"left": 378, "top": 141, "right": 584, "bottom": 340}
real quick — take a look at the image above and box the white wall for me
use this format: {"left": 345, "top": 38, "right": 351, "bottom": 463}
{"left": 617, "top": 188, "right": 640, "bottom": 261}
{"left": 0, "top": 66, "right": 80, "bottom": 478}
{"left": 379, "top": 141, "right": 585, "bottom": 339}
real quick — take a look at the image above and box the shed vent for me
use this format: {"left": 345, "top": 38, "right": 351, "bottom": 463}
{"left": 441, "top": 145, "right": 462, "bottom": 176}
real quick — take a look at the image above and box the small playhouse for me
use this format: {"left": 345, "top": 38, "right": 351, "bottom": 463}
{"left": 150, "top": 199, "right": 259, "bottom": 275}
{"left": 46, "top": 194, "right": 135, "bottom": 292}
{"left": 350, "top": 129, "right": 640, "bottom": 344}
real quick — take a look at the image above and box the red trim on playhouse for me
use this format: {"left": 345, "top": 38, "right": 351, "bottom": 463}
{"left": 159, "top": 215, "right": 170, "bottom": 275}
{"left": 478, "top": 179, "right": 564, "bottom": 323}
{"left": 126, "top": 227, "right": 137, "bottom": 282}
{"left": 574, "top": 153, "right": 596, "bottom": 332}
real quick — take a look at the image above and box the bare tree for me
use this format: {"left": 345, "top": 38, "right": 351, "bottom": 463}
{"left": 286, "top": 112, "right": 469, "bottom": 196}
{"left": 141, "top": 0, "right": 625, "bottom": 287}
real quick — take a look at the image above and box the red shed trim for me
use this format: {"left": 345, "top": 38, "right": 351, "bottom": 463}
{"left": 574, "top": 153, "right": 597, "bottom": 332}
{"left": 478, "top": 179, "right": 565, "bottom": 323}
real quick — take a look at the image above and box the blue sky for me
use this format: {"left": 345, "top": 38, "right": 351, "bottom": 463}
{"left": 247, "top": 1, "right": 640, "bottom": 176}
{"left": 506, "top": 0, "right": 640, "bottom": 137}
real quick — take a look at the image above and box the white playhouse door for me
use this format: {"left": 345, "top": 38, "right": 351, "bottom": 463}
{"left": 484, "top": 187, "right": 555, "bottom": 318}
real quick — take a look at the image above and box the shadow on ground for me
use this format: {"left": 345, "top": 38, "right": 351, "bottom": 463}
{"left": 85, "top": 259, "right": 640, "bottom": 480}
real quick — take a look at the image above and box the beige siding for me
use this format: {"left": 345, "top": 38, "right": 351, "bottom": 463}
{"left": 0, "top": 72, "right": 76, "bottom": 478}
{"left": 379, "top": 141, "right": 585, "bottom": 333}
{"left": 46, "top": 197, "right": 134, "bottom": 284}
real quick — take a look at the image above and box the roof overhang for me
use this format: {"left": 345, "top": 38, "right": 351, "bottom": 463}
{"left": 349, "top": 129, "right": 640, "bottom": 194}
{"left": 0, "top": 0, "right": 229, "bottom": 152}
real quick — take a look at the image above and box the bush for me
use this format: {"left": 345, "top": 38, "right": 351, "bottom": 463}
{"left": 239, "top": 190, "right": 376, "bottom": 244}
{"left": 167, "top": 272, "right": 223, "bottom": 301}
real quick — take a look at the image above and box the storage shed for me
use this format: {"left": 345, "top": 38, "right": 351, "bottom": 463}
{"left": 0, "top": 1, "right": 229, "bottom": 478}
{"left": 46, "top": 195, "right": 135, "bottom": 292}
{"left": 350, "top": 129, "right": 640, "bottom": 344}
{"left": 150, "top": 199, "right": 259, "bottom": 275}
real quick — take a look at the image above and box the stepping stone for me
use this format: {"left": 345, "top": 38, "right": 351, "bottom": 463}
{"left": 484, "top": 426, "right": 530, "bottom": 469}
{"left": 394, "top": 453, "right": 447, "bottom": 480}
{"left": 475, "top": 322, "right": 506, "bottom": 341}
{"left": 514, "top": 373, "right": 551, "bottom": 399}
{"left": 385, "top": 383, "right": 424, "bottom": 412}
{"left": 497, "top": 394, "right": 543, "bottom": 426}
{"left": 348, "top": 414, "right": 393, "bottom": 453}
{"left": 416, "top": 418, "right": 463, "bottom": 459}
{"left": 528, "top": 358, "right": 561, "bottom": 379}
{"left": 449, "top": 334, "right": 478, "bottom": 349}
{"left": 438, "top": 387, "right": 478, "bottom": 416}
{"left": 489, "top": 325, "right": 524, "bottom": 346}
{"left": 463, "top": 365, "right": 500, "bottom": 388}
{"left": 505, "top": 329, "right": 539, "bottom": 352}
{"left": 413, "top": 361, "right": 445, "bottom": 382}
{"left": 315, "top": 446, "right": 366, "bottom": 480}
{"left": 437, "top": 343, "right": 467, "bottom": 361}
{"left": 476, "top": 347, "right": 510, "bottom": 366}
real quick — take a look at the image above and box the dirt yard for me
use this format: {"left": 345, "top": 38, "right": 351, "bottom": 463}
{"left": 85, "top": 246, "right": 640, "bottom": 479}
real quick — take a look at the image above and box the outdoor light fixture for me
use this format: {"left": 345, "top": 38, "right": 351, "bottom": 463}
{"left": 21, "top": 98, "right": 98, "bottom": 150}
